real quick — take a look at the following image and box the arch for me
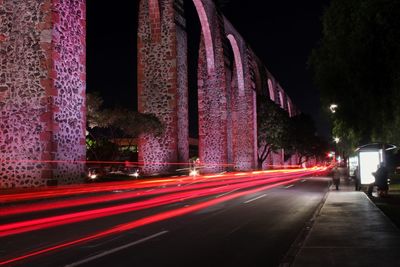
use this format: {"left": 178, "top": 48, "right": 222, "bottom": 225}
{"left": 148, "top": 0, "right": 161, "bottom": 42}
{"left": 279, "top": 90, "right": 284, "bottom": 108}
{"left": 227, "top": 34, "right": 245, "bottom": 96}
{"left": 267, "top": 79, "right": 275, "bottom": 101}
{"left": 192, "top": 0, "right": 215, "bottom": 74}
{"left": 287, "top": 99, "right": 292, "bottom": 117}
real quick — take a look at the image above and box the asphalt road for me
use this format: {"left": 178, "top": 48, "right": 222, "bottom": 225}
{"left": 1, "top": 174, "right": 330, "bottom": 267}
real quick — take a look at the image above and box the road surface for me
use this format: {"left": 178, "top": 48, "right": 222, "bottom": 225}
{"left": 0, "top": 169, "right": 330, "bottom": 267}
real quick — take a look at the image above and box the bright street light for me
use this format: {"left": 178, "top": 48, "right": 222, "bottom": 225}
{"left": 333, "top": 137, "right": 340, "bottom": 143}
{"left": 329, "top": 104, "right": 338, "bottom": 113}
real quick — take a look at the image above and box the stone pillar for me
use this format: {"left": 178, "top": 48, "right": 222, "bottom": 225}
{"left": 0, "top": 0, "right": 86, "bottom": 188}
{"left": 197, "top": 4, "right": 228, "bottom": 173}
{"left": 224, "top": 24, "right": 256, "bottom": 171}
{"left": 175, "top": 0, "right": 189, "bottom": 164}
{"left": 138, "top": 0, "right": 182, "bottom": 174}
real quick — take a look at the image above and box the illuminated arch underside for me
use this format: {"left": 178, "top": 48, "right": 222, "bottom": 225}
{"left": 227, "top": 34, "right": 244, "bottom": 96}
{"left": 268, "top": 79, "right": 274, "bottom": 101}
{"left": 193, "top": 0, "right": 215, "bottom": 74}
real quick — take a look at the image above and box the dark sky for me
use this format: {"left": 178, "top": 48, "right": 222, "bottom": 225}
{"left": 87, "top": 0, "right": 331, "bottom": 138}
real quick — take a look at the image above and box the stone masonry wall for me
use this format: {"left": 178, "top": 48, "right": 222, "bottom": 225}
{"left": 0, "top": 0, "right": 86, "bottom": 188}
{"left": 137, "top": 0, "right": 301, "bottom": 174}
{"left": 197, "top": 2, "right": 228, "bottom": 172}
{"left": 137, "top": 0, "right": 180, "bottom": 174}
{"left": 224, "top": 19, "right": 256, "bottom": 171}
{"left": 174, "top": 0, "right": 189, "bottom": 164}
{"left": 52, "top": 0, "right": 86, "bottom": 183}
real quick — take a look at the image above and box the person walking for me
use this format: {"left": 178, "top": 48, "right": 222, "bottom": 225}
{"left": 332, "top": 165, "right": 340, "bottom": 190}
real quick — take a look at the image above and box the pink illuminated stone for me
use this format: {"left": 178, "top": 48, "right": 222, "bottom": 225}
{"left": 287, "top": 100, "right": 292, "bottom": 117}
{"left": 227, "top": 34, "right": 244, "bottom": 96}
{"left": 193, "top": 0, "right": 215, "bottom": 74}
{"left": 279, "top": 91, "right": 284, "bottom": 108}
{"left": 268, "top": 79, "right": 275, "bottom": 101}
{"left": 148, "top": 0, "right": 161, "bottom": 42}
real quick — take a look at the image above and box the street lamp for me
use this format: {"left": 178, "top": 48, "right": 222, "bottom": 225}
{"left": 330, "top": 104, "right": 338, "bottom": 113}
{"left": 333, "top": 136, "right": 340, "bottom": 143}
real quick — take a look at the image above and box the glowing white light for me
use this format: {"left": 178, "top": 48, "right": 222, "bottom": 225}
{"left": 89, "top": 174, "right": 97, "bottom": 180}
{"left": 330, "top": 104, "right": 338, "bottom": 113}
{"left": 189, "top": 169, "right": 199, "bottom": 177}
{"left": 348, "top": 156, "right": 359, "bottom": 176}
{"left": 359, "top": 151, "right": 382, "bottom": 184}
{"left": 129, "top": 171, "right": 140, "bottom": 178}
{"left": 333, "top": 137, "right": 340, "bottom": 143}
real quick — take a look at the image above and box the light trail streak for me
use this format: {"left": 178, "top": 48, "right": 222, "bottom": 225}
{"left": 0, "top": 172, "right": 316, "bottom": 237}
{"left": 1, "top": 169, "right": 322, "bottom": 217}
{"left": 0, "top": 178, "right": 298, "bottom": 266}
{"left": 0, "top": 168, "right": 323, "bottom": 204}
{"left": 0, "top": 159, "right": 234, "bottom": 167}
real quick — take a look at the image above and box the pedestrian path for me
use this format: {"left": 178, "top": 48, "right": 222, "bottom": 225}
{"left": 293, "top": 182, "right": 400, "bottom": 267}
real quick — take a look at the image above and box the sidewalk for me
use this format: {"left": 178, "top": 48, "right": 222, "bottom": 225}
{"left": 293, "top": 181, "right": 400, "bottom": 267}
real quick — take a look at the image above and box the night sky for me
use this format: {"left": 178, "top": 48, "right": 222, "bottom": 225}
{"left": 86, "top": 0, "right": 331, "bottom": 138}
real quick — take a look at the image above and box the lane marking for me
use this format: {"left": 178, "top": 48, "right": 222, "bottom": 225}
{"left": 215, "top": 189, "right": 239, "bottom": 198}
{"left": 284, "top": 185, "right": 294, "bottom": 189}
{"left": 244, "top": 194, "right": 268, "bottom": 204}
{"left": 65, "top": 231, "right": 169, "bottom": 267}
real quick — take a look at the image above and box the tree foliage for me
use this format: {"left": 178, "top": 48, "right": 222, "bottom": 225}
{"left": 288, "top": 114, "right": 329, "bottom": 164}
{"left": 257, "top": 94, "right": 291, "bottom": 169}
{"left": 310, "top": 0, "right": 400, "bottom": 146}
{"left": 86, "top": 93, "right": 164, "bottom": 161}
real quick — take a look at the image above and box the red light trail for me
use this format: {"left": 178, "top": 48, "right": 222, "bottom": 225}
{"left": 0, "top": 178, "right": 299, "bottom": 266}
{"left": 1, "top": 169, "right": 315, "bottom": 217}
{"left": 0, "top": 168, "right": 316, "bottom": 204}
{"left": 0, "top": 172, "right": 319, "bottom": 237}
{"left": 0, "top": 167, "right": 327, "bottom": 266}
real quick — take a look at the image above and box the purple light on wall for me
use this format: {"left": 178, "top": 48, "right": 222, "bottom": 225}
{"left": 227, "top": 34, "right": 244, "bottom": 96}
{"left": 268, "top": 79, "right": 275, "bottom": 101}
{"left": 193, "top": 0, "right": 214, "bottom": 73}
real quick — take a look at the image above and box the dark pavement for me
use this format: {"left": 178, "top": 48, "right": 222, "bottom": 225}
{"left": 293, "top": 183, "right": 400, "bottom": 267}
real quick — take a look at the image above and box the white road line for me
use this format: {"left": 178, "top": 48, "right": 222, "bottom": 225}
{"left": 65, "top": 231, "right": 169, "bottom": 267}
{"left": 215, "top": 189, "right": 239, "bottom": 198}
{"left": 243, "top": 194, "right": 268, "bottom": 204}
{"left": 284, "top": 184, "right": 295, "bottom": 189}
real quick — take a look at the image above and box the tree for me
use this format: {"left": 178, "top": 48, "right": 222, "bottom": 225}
{"left": 86, "top": 93, "right": 164, "bottom": 161}
{"left": 286, "top": 114, "right": 330, "bottom": 165}
{"left": 257, "top": 94, "right": 291, "bottom": 169}
{"left": 309, "top": 0, "right": 400, "bottom": 146}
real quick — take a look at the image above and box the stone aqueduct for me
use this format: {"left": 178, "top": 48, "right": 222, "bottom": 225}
{"left": 0, "top": 0, "right": 298, "bottom": 188}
